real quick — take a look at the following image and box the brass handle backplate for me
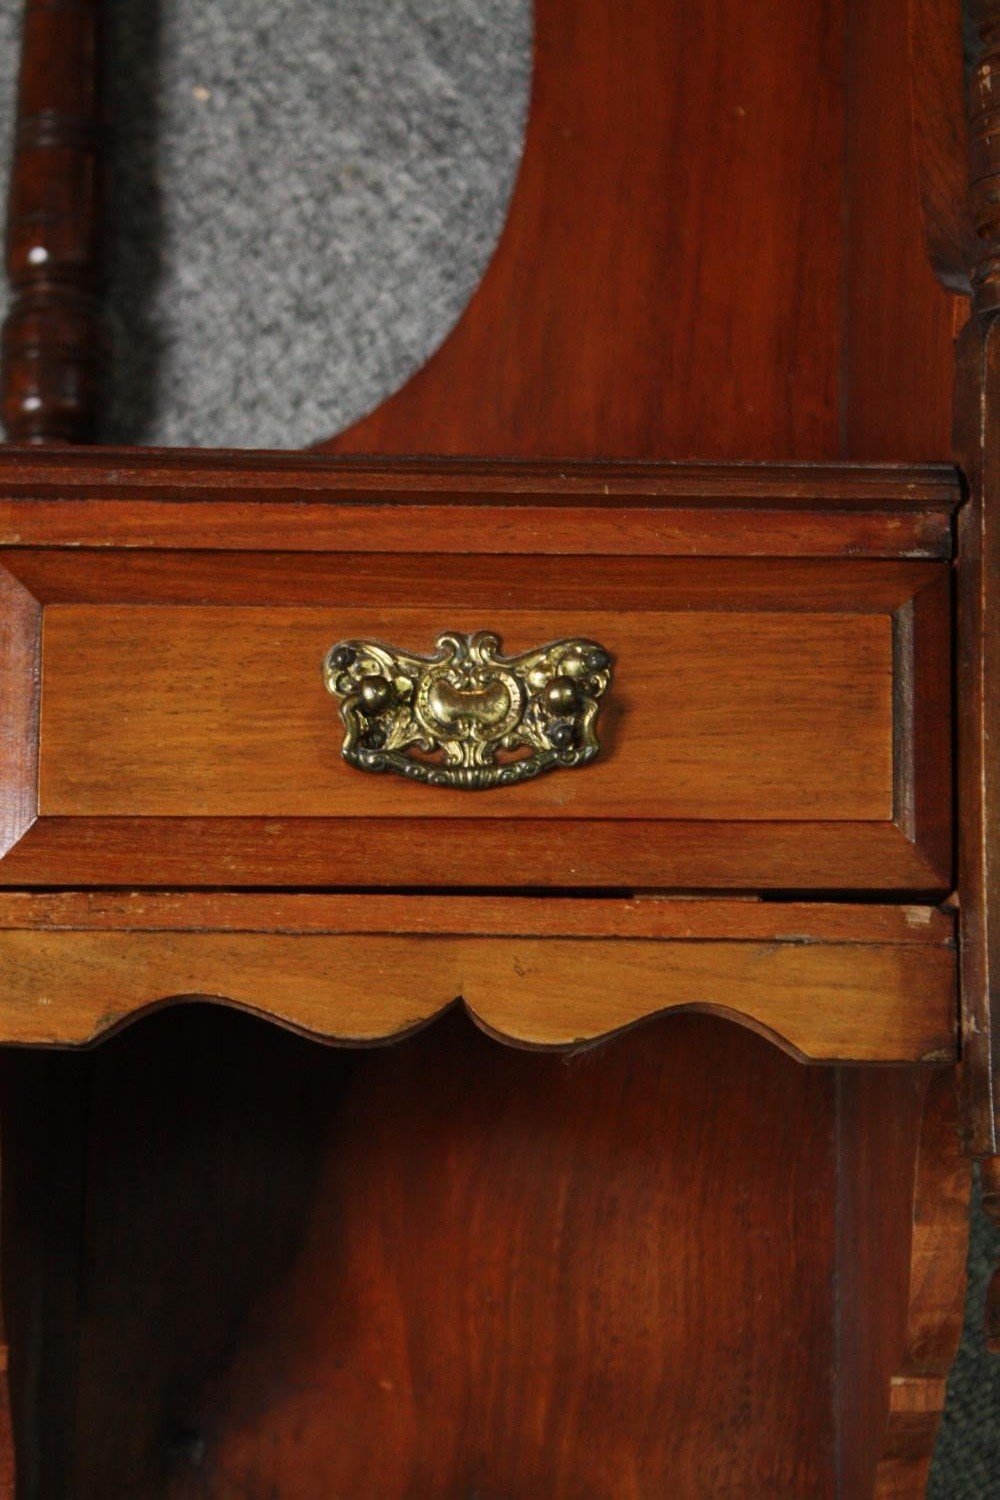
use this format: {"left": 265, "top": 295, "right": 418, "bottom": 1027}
{"left": 323, "top": 631, "right": 613, "bottom": 789}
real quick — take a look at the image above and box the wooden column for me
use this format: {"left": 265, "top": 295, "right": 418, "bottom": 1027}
{"left": 1, "top": 0, "right": 105, "bottom": 444}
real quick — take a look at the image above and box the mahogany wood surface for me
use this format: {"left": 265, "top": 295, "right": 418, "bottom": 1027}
{"left": 0, "top": 0, "right": 105, "bottom": 444}
{"left": 0, "top": 892, "right": 953, "bottom": 942}
{"left": 837, "top": 1069, "right": 970, "bottom": 1496}
{"left": 6, "top": 1009, "right": 336, "bottom": 1500}
{"left": 40, "top": 606, "right": 894, "bottom": 820}
{"left": 957, "top": 2, "right": 1000, "bottom": 1155}
{"left": 0, "top": 817, "right": 950, "bottom": 895}
{"left": 0, "top": 1051, "right": 91, "bottom": 1500}
{"left": 0, "top": 0, "right": 977, "bottom": 1493}
{"left": 318, "top": 0, "right": 962, "bottom": 468}
{"left": 0, "top": 564, "right": 38, "bottom": 862}
{"left": 0, "top": 542, "right": 953, "bottom": 889}
{"left": 0, "top": 452, "right": 960, "bottom": 555}
{"left": 908, "top": 0, "right": 973, "bottom": 293}
{"left": 953, "top": 319, "right": 1000, "bottom": 1152}
{"left": 64, "top": 1010, "right": 842, "bottom": 1500}
{"left": 320, "top": 0, "right": 846, "bottom": 461}
{"left": 841, "top": 0, "right": 963, "bottom": 462}
{"left": 0, "top": 923, "right": 956, "bottom": 1064}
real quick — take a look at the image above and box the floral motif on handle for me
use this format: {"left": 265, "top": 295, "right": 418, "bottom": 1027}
{"left": 323, "top": 631, "right": 613, "bottom": 789}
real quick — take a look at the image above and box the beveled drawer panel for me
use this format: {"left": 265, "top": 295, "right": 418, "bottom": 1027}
{"left": 40, "top": 604, "right": 891, "bottom": 822}
{"left": 0, "top": 547, "right": 950, "bottom": 890}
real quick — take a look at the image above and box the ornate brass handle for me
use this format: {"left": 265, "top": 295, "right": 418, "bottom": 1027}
{"left": 323, "top": 631, "right": 613, "bottom": 789}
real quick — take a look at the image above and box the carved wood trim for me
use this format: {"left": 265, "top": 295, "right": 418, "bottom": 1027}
{"left": 0, "top": 896, "right": 957, "bottom": 1064}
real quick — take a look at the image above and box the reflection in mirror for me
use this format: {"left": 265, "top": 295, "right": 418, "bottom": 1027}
{"left": 0, "top": 0, "right": 532, "bottom": 447}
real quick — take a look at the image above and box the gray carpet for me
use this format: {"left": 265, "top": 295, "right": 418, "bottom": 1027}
{"left": 2, "top": 0, "right": 531, "bottom": 447}
{"left": 1, "top": 1, "right": 998, "bottom": 1492}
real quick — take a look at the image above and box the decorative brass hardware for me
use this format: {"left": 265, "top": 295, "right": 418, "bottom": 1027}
{"left": 323, "top": 631, "right": 613, "bottom": 789}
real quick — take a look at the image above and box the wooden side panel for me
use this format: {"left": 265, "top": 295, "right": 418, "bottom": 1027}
{"left": 320, "top": 0, "right": 845, "bottom": 461}
{"left": 908, "top": 0, "right": 972, "bottom": 291}
{"left": 60, "top": 1010, "right": 840, "bottom": 1500}
{"left": 842, "top": 0, "right": 962, "bottom": 460}
{"left": 956, "top": 319, "right": 1000, "bottom": 1150}
{"left": 837, "top": 1070, "right": 970, "bottom": 1497}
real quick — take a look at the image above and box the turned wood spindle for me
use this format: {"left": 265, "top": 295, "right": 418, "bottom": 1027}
{"left": 1, "top": 0, "right": 105, "bottom": 444}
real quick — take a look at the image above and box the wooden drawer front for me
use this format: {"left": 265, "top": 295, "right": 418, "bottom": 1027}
{"left": 0, "top": 551, "right": 949, "bottom": 890}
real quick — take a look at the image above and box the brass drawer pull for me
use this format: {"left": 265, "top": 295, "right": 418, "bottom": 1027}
{"left": 323, "top": 631, "right": 613, "bottom": 789}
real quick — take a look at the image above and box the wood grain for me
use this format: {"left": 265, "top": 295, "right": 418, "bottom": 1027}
{"left": 69, "top": 1012, "right": 840, "bottom": 1500}
{"left": 955, "top": 319, "right": 1000, "bottom": 1151}
{"left": 0, "top": 1050, "right": 92, "bottom": 1500}
{"left": 837, "top": 1069, "right": 970, "bottom": 1494}
{"left": 0, "top": 453, "right": 961, "bottom": 558}
{"left": 0, "top": 816, "right": 949, "bottom": 893}
{"left": 6, "top": 549, "right": 943, "bottom": 610}
{"left": 0, "top": 565, "right": 39, "bottom": 859}
{"left": 0, "top": 892, "right": 954, "bottom": 944}
{"left": 908, "top": 0, "right": 972, "bottom": 292}
{"left": 842, "top": 0, "right": 962, "bottom": 459}
{"left": 0, "top": 924, "right": 956, "bottom": 1063}
{"left": 319, "top": 0, "right": 846, "bottom": 461}
{"left": 0, "top": 3, "right": 975, "bottom": 1494}
{"left": 38, "top": 604, "right": 895, "bottom": 822}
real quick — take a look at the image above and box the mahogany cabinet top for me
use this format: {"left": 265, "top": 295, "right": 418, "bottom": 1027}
{"left": 0, "top": 449, "right": 961, "bottom": 558}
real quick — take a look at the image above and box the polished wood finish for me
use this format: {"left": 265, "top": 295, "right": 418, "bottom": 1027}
{"left": 908, "top": 0, "right": 972, "bottom": 293}
{"left": 3, "top": 1009, "right": 335, "bottom": 1500}
{"left": 838, "top": 1069, "right": 970, "bottom": 1496}
{"left": 0, "top": 0, "right": 980, "bottom": 1493}
{"left": 39, "top": 606, "right": 895, "bottom": 819}
{"left": 71, "top": 1012, "right": 842, "bottom": 1499}
{"left": 0, "top": 895, "right": 956, "bottom": 1063}
{"left": 320, "top": 0, "right": 845, "bottom": 461}
{"left": 0, "top": 461, "right": 956, "bottom": 891}
{"left": 0, "top": 563, "right": 39, "bottom": 862}
{"left": 956, "top": 4, "right": 1000, "bottom": 1153}
{"left": 841, "top": 0, "right": 963, "bottom": 461}
{"left": 0, "top": 891, "right": 951, "bottom": 942}
{"left": 0, "top": 0, "right": 104, "bottom": 444}
{"left": 0, "top": 451, "right": 960, "bottom": 555}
